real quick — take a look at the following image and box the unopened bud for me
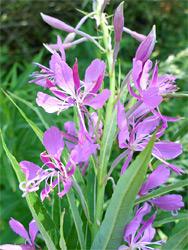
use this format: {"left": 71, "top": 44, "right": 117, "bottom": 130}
{"left": 131, "top": 31, "right": 146, "bottom": 42}
{"left": 114, "top": 2, "right": 124, "bottom": 42}
{"left": 41, "top": 13, "right": 74, "bottom": 33}
{"left": 135, "top": 25, "right": 156, "bottom": 63}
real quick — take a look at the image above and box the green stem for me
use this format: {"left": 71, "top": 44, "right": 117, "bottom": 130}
{"left": 91, "top": 21, "right": 116, "bottom": 240}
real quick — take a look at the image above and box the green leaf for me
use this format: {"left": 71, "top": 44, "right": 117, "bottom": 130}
{"left": 1, "top": 131, "right": 58, "bottom": 250}
{"left": 153, "top": 211, "right": 188, "bottom": 227}
{"left": 59, "top": 209, "right": 67, "bottom": 250}
{"left": 162, "top": 220, "right": 188, "bottom": 250}
{"left": 91, "top": 132, "right": 156, "bottom": 250}
{"left": 7, "top": 91, "right": 50, "bottom": 130}
{"left": 135, "top": 179, "right": 188, "bottom": 205}
{"left": 2, "top": 90, "right": 44, "bottom": 143}
{"left": 66, "top": 188, "right": 86, "bottom": 250}
{"left": 98, "top": 107, "right": 117, "bottom": 185}
{"left": 52, "top": 186, "right": 61, "bottom": 232}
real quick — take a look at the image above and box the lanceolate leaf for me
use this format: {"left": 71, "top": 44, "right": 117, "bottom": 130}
{"left": 91, "top": 132, "right": 156, "bottom": 250}
{"left": 98, "top": 107, "right": 117, "bottom": 185}
{"left": 1, "top": 131, "right": 58, "bottom": 250}
{"left": 162, "top": 220, "right": 188, "bottom": 250}
{"left": 135, "top": 179, "right": 188, "bottom": 205}
{"left": 2, "top": 90, "right": 44, "bottom": 143}
{"left": 66, "top": 188, "right": 86, "bottom": 250}
{"left": 153, "top": 211, "right": 188, "bottom": 227}
{"left": 59, "top": 209, "right": 67, "bottom": 250}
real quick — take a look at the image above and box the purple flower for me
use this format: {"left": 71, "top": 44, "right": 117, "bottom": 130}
{"left": 138, "top": 165, "right": 184, "bottom": 213}
{"left": 29, "top": 35, "right": 66, "bottom": 89}
{"left": 62, "top": 112, "right": 102, "bottom": 175}
{"left": 128, "top": 59, "right": 178, "bottom": 109}
{"left": 117, "top": 101, "right": 184, "bottom": 175}
{"left": 0, "top": 218, "right": 38, "bottom": 250}
{"left": 119, "top": 203, "right": 163, "bottom": 250}
{"left": 36, "top": 58, "right": 110, "bottom": 112}
{"left": 35, "top": 58, "right": 110, "bottom": 136}
{"left": 19, "top": 126, "right": 75, "bottom": 201}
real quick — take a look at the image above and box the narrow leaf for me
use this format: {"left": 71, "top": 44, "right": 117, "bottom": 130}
{"left": 1, "top": 131, "right": 58, "bottom": 250}
{"left": 135, "top": 179, "right": 188, "bottom": 205}
{"left": 91, "top": 132, "right": 156, "bottom": 250}
{"left": 153, "top": 211, "right": 188, "bottom": 227}
{"left": 66, "top": 188, "right": 86, "bottom": 250}
{"left": 162, "top": 220, "right": 188, "bottom": 250}
{"left": 98, "top": 107, "right": 117, "bottom": 184}
{"left": 2, "top": 90, "right": 43, "bottom": 143}
{"left": 8, "top": 91, "right": 50, "bottom": 130}
{"left": 60, "top": 209, "right": 67, "bottom": 250}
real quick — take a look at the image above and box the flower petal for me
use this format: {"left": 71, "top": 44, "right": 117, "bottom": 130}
{"left": 84, "top": 89, "right": 111, "bottom": 109}
{"left": 36, "top": 92, "right": 65, "bottom": 113}
{"left": 55, "top": 61, "right": 75, "bottom": 96}
{"left": 84, "top": 59, "right": 106, "bottom": 95}
{"left": 139, "top": 165, "right": 170, "bottom": 195}
{"left": 9, "top": 218, "right": 32, "bottom": 245}
{"left": 40, "top": 179, "right": 59, "bottom": 201}
{"left": 149, "top": 195, "right": 184, "bottom": 211}
{"left": 153, "top": 141, "right": 182, "bottom": 159}
{"left": 64, "top": 121, "right": 77, "bottom": 137}
{"left": 124, "top": 203, "right": 151, "bottom": 244}
{"left": 19, "top": 161, "right": 40, "bottom": 181}
{"left": 142, "top": 87, "right": 162, "bottom": 109}
{"left": 58, "top": 178, "right": 72, "bottom": 197}
{"left": 29, "top": 219, "right": 38, "bottom": 246}
{"left": 43, "top": 126, "right": 64, "bottom": 159}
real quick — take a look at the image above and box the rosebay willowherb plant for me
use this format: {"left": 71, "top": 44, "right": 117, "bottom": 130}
{"left": 1, "top": 1, "right": 187, "bottom": 250}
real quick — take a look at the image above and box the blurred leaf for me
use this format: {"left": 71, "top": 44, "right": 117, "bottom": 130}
{"left": 91, "top": 132, "right": 156, "bottom": 250}
{"left": 162, "top": 220, "right": 188, "bottom": 250}
{"left": 153, "top": 211, "right": 188, "bottom": 227}
{"left": 2, "top": 90, "right": 44, "bottom": 143}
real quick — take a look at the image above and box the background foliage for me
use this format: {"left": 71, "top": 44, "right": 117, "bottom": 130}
{"left": 0, "top": 0, "right": 187, "bottom": 247}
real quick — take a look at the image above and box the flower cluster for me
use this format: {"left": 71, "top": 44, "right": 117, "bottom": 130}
{"left": 3, "top": 1, "right": 185, "bottom": 249}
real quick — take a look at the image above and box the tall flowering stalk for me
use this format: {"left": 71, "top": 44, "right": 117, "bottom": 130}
{"left": 1, "top": 1, "right": 186, "bottom": 250}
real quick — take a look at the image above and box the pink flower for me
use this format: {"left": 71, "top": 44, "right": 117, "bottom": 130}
{"left": 139, "top": 165, "right": 184, "bottom": 213}
{"left": 119, "top": 203, "right": 164, "bottom": 250}
{"left": 19, "top": 126, "right": 75, "bottom": 201}
{"left": 117, "top": 101, "right": 184, "bottom": 175}
{"left": 128, "top": 59, "right": 178, "bottom": 110}
{"left": 0, "top": 218, "right": 38, "bottom": 250}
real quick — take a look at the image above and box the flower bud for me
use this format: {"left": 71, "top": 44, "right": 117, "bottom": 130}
{"left": 135, "top": 25, "right": 156, "bottom": 63}
{"left": 114, "top": 2, "right": 124, "bottom": 42}
{"left": 41, "top": 13, "right": 74, "bottom": 33}
{"left": 131, "top": 31, "right": 146, "bottom": 42}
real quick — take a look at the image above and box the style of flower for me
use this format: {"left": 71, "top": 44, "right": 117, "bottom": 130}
{"left": 117, "top": 101, "right": 183, "bottom": 175}
{"left": 0, "top": 218, "right": 38, "bottom": 250}
{"left": 138, "top": 165, "right": 184, "bottom": 214}
{"left": 128, "top": 58, "right": 178, "bottom": 110}
{"left": 19, "top": 126, "right": 75, "bottom": 201}
{"left": 119, "top": 203, "right": 164, "bottom": 250}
